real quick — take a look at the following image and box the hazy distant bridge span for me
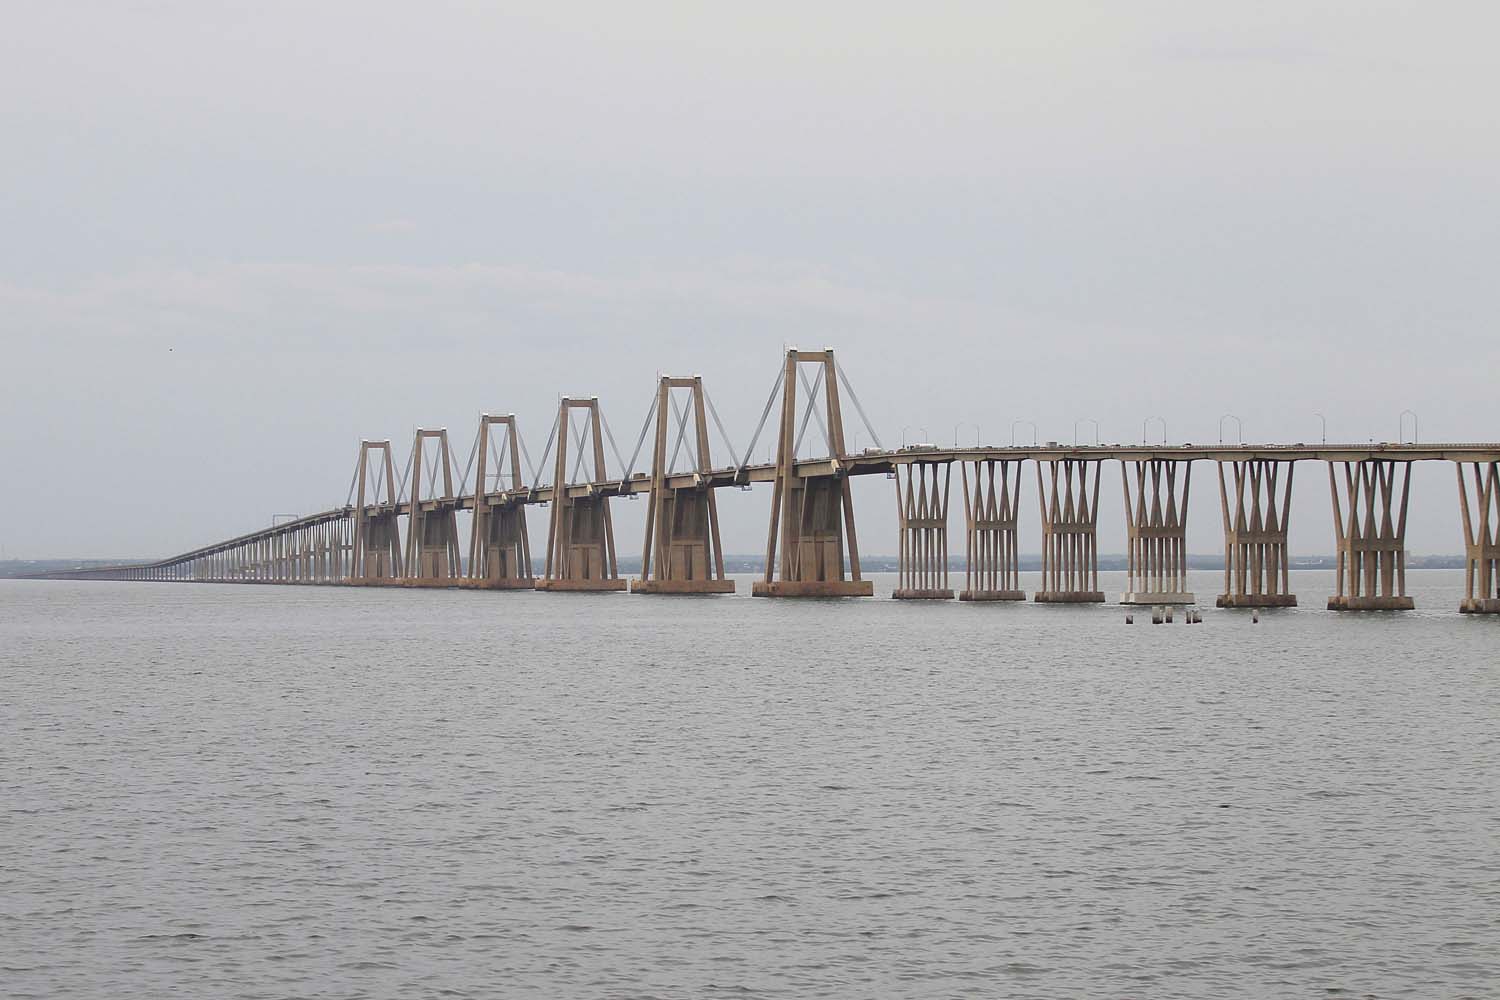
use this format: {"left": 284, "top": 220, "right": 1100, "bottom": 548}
{"left": 37, "top": 350, "right": 1500, "bottom": 614}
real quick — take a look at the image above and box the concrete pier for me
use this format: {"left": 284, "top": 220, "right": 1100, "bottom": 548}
{"left": 349, "top": 440, "right": 402, "bottom": 583}
{"left": 1120, "top": 458, "right": 1195, "bottom": 606}
{"left": 538, "top": 398, "right": 625, "bottom": 592}
{"left": 1328, "top": 459, "right": 1415, "bottom": 610}
{"left": 633, "top": 377, "right": 735, "bottom": 595}
{"left": 1033, "top": 458, "right": 1105, "bottom": 603}
{"left": 893, "top": 462, "right": 953, "bottom": 600}
{"left": 958, "top": 458, "right": 1025, "bottom": 601}
{"left": 403, "top": 429, "right": 463, "bottom": 583}
{"left": 1215, "top": 459, "right": 1297, "bottom": 608}
{"left": 754, "top": 350, "right": 873, "bottom": 598}
{"left": 468, "top": 414, "right": 535, "bottom": 590}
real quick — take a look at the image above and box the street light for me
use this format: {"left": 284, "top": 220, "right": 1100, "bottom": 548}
{"left": 1010, "top": 420, "right": 1038, "bottom": 447}
{"left": 1142, "top": 416, "right": 1167, "bottom": 445}
{"left": 1218, "top": 414, "right": 1243, "bottom": 445}
{"left": 954, "top": 422, "right": 981, "bottom": 448}
{"left": 1073, "top": 418, "right": 1100, "bottom": 446}
{"left": 1399, "top": 409, "right": 1419, "bottom": 444}
{"left": 1314, "top": 412, "right": 1327, "bottom": 445}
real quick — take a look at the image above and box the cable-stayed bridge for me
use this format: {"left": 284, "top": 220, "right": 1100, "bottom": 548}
{"left": 35, "top": 350, "right": 1500, "bottom": 614}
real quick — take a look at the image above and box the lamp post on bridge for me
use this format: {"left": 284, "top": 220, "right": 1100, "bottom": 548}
{"left": 901, "top": 425, "right": 929, "bottom": 448}
{"left": 1218, "top": 414, "right": 1243, "bottom": 445}
{"left": 1073, "top": 419, "right": 1099, "bottom": 446}
{"left": 1314, "top": 412, "right": 1327, "bottom": 445}
{"left": 1399, "top": 409, "right": 1419, "bottom": 444}
{"left": 1142, "top": 416, "right": 1167, "bottom": 445}
{"left": 1010, "top": 420, "right": 1037, "bottom": 447}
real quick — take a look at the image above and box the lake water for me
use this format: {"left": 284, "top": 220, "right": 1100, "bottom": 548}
{"left": 3, "top": 572, "right": 1497, "bottom": 999}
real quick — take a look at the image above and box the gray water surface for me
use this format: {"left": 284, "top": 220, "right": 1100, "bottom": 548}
{"left": 3, "top": 573, "right": 1497, "bottom": 999}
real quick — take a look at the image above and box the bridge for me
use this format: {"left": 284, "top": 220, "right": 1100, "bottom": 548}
{"left": 35, "top": 349, "right": 1500, "bottom": 614}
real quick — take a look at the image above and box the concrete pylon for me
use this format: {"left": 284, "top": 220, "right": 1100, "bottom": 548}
{"left": 403, "top": 429, "right": 463, "bottom": 583}
{"left": 350, "top": 440, "right": 403, "bottom": 582}
{"left": 959, "top": 458, "right": 1025, "bottom": 601}
{"left": 1328, "top": 459, "right": 1415, "bottom": 610}
{"left": 537, "top": 397, "right": 626, "bottom": 591}
{"left": 894, "top": 461, "right": 953, "bottom": 599}
{"left": 632, "top": 376, "right": 734, "bottom": 594}
{"left": 1120, "top": 459, "right": 1195, "bottom": 606}
{"left": 1456, "top": 461, "right": 1499, "bottom": 613}
{"left": 1216, "top": 459, "right": 1297, "bottom": 607}
{"left": 1034, "top": 458, "right": 1104, "bottom": 602}
{"left": 466, "top": 414, "right": 534, "bottom": 589}
{"left": 753, "top": 349, "right": 872, "bottom": 597}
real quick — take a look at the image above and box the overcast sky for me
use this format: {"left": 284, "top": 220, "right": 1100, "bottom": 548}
{"left": 4, "top": 2, "right": 1497, "bottom": 560}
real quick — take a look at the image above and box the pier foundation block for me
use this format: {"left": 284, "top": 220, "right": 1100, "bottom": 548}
{"left": 1122, "top": 590, "right": 1197, "bottom": 606}
{"left": 1328, "top": 595, "right": 1416, "bottom": 611}
{"left": 535, "top": 578, "right": 628, "bottom": 592}
{"left": 632, "top": 578, "right": 736, "bottom": 594}
{"left": 752, "top": 580, "right": 874, "bottom": 597}
{"left": 1034, "top": 590, "right": 1106, "bottom": 604}
{"left": 1216, "top": 593, "right": 1297, "bottom": 608}
{"left": 453, "top": 577, "right": 535, "bottom": 591}
{"left": 958, "top": 589, "right": 1026, "bottom": 602}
